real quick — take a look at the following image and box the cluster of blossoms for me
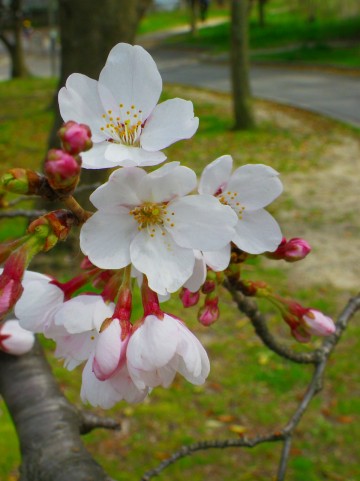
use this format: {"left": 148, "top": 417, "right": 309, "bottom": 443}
{"left": 0, "top": 43, "right": 335, "bottom": 408}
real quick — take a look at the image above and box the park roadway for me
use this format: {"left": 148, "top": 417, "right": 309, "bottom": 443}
{"left": 148, "top": 46, "right": 360, "bottom": 129}
{"left": 0, "top": 40, "right": 359, "bottom": 129}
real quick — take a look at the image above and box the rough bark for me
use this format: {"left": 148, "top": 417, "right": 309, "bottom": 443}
{"left": 0, "top": 341, "right": 114, "bottom": 481}
{"left": 230, "top": 0, "right": 255, "bottom": 130}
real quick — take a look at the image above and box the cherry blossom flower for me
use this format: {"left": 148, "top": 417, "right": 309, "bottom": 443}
{"left": 80, "top": 162, "right": 237, "bottom": 295}
{"left": 0, "top": 320, "right": 35, "bottom": 355}
{"left": 127, "top": 313, "right": 210, "bottom": 390}
{"left": 199, "top": 155, "right": 283, "bottom": 255}
{"left": 58, "top": 43, "right": 199, "bottom": 169}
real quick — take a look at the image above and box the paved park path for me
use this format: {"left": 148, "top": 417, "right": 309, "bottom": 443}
{"left": 1, "top": 22, "right": 359, "bottom": 128}
{"left": 147, "top": 45, "right": 360, "bottom": 128}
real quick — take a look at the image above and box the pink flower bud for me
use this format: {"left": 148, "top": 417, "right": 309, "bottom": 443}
{"left": 59, "top": 121, "right": 92, "bottom": 155}
{"left": 180, "top": 288, "right": 200, "bottom": 308}
{"left": 0, "top": 320, "right": 35, "bottom": 355}
{"left": 266, "top": 237, "right": 311, "bottom": 262}
{"left": 201, "top": 280, "right": 216, "bottom": 294}
{"left": 198, "top": 297, "right": 219, "bottom": 326}
{"left": 302, "top": 309, "right": 336, "bottom": 337}
{"left": 45, "top": 149, "right": 81, "bottom": 192}
{"left": 282, "top": 301, "right": 335, "bottom": 343}
{"left": 0, "top": 248, "right": 27, "bottom": 319}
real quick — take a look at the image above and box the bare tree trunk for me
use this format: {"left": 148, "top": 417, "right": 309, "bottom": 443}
{"left": 188, "top": 0, "right": 199, "bottom": 36}
{"left": 0, "top": 342, "right": 114, "bottom": 481}
{"left": 258, "top": 0, "right": 267, "bottom": 27}
{"left": 230, "top": 0, "right": 255, "bottom": 130}
{"left": 0, "top": 0, "right": 29, "bottom": 78}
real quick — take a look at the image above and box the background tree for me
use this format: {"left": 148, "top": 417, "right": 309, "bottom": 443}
{"left": 0, "top": 0, "right": 29, "bottom": 78}
{"left": 230, "top": 0, "right": 254, "bottom": 130}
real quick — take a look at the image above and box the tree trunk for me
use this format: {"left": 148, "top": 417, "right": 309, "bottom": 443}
{"left": 188, "top": 0, "right": 199, "bottom": 36}
{"left": 0, "top": 342, "right": 114, "bottom": 481}
{"left": 258, "top": 0, "right": 266, "bottom": 27}
{"left": 0, "top": 0, "right": 29, "bottom": 78}
{"left": 230, "top": 0, "right": 255, "bottom": 130}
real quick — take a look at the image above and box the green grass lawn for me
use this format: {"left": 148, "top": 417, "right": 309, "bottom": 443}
{"left": 161, "top": 1, "right": 360, "bottom": 69}
{"left": 0, "top": 78, "right": 359, "bottom": 481}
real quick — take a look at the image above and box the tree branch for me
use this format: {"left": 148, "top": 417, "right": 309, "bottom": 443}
{"left": 79, "top": 411, "right": 121, "bottom": 435}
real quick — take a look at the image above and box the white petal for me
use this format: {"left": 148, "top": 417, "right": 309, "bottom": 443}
{"left": 184, "top": 251, "right": 206, "bottom": 292}
{"left": 80, "top": 142, "right": 118, "bottom": 170}
{"left": 15, "top": 280, "right": 64, "bottom": 333}
{"left": 175, "top": 322, "right": 210, "bottom": 383}
{"left": 169, "top": 195, "right": 237, "bottom": 251}
{"left": 81, "top": 356, "right": 120, "bottom": 408}
{"left": 232, "top": 209, "right": 283, "bottom": 254}
{"left": 104, "top": 142, "right": 166, "bottom": 167}
{"left": 80, "top": 208, "right": 137, "bottom": 269}
{"left": 139, "top": 163, "right": 196, "bottom": 203}
{"left": 0, "top": 320, "right": 35, "bottom": 355}
{"left": 198, "top": 155, "right": 233, "bottom": 195}
{"left": 110, "top": 365, "right": 149, "bottom": 403}
{"left": 58, "top": 73, "right": 105, "bottom": 142}
{"left": 89, "top": 167, "right": 146, "bottom": 209}
{"left": 228, "top": 164, "right": 283, "bottom": 210}
{"left": 203, "top": 243, "right": 231, "bottom": 271}
{"left": 140, "top": 98, "right": 199, "bottom": 151}
{"left": 99, "top": 43, "right": 162, "bottom": 120}
{"left": 130, "top": 229, "right": 195, "bottom": 295}
{"left": 93, "top": 320, "right": 124, "bottom": 380}
{"left": 54, "top": 295, "right": 113, "bottom": 334}
{"left": 127, "top": 315, "right": 178, "bottom": 370}
{"left": 55, "top": 331, "right": 98, "bottom": 369}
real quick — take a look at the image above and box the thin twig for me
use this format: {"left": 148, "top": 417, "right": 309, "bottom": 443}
{"left": 0, "top": 209, "right": 47, "bottom": 218}
{"left": 141, "top": 432, "right": 285, "bottom": 481}
{"left": 79, "top": 411, "right": 121, "bottom": 435}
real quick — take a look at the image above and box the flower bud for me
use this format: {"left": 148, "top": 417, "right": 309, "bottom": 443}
{"left": 198, "top": 296, "right": 219, "bottom": 326}
{"left": 44, "top": 149, "right": 81, "bottom": 194}
{"left": 282, "top": 301, "right": 335, "bottom": 343}
{"left": 266, "top": 237, "right": 311, "bottom": 262}
{"left": 201, "top": 280, "right": 216, "bottom": 294}
{"left": 0, "top": 248, "right": 27, "bottom": 319}
{"left": 59, "top": 121, "right": 92, "bottom": 155}
{"left": 0, "top": 320, "right": 35, "bottom": 355}
{"left": 27, "top": 210, "right": 75, "bottom": 251}
{"left": 180, "top": 288, "right": 200, "bottom": 308}
{"left": 302, "top": 309, "right": 335, "bottom": 337}
{"left": 1, "top": 168, "right": 43, "bottom": 195}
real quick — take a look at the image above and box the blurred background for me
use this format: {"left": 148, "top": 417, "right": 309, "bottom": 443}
{"left": 0, "top": 1, "right": 359, "bottom": 480}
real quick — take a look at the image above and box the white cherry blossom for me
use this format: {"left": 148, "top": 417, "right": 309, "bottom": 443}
{"left": 80, "top": 162, "right": 237, "bottom": 295}
{"left": 199, "top": 155, "right": 283, "bottom": 255}
{"left": 127, "top": 313, "right": 210, "bottom": 390}
{"left": 58, "top": 43, "right": 199, "bottom": 169}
